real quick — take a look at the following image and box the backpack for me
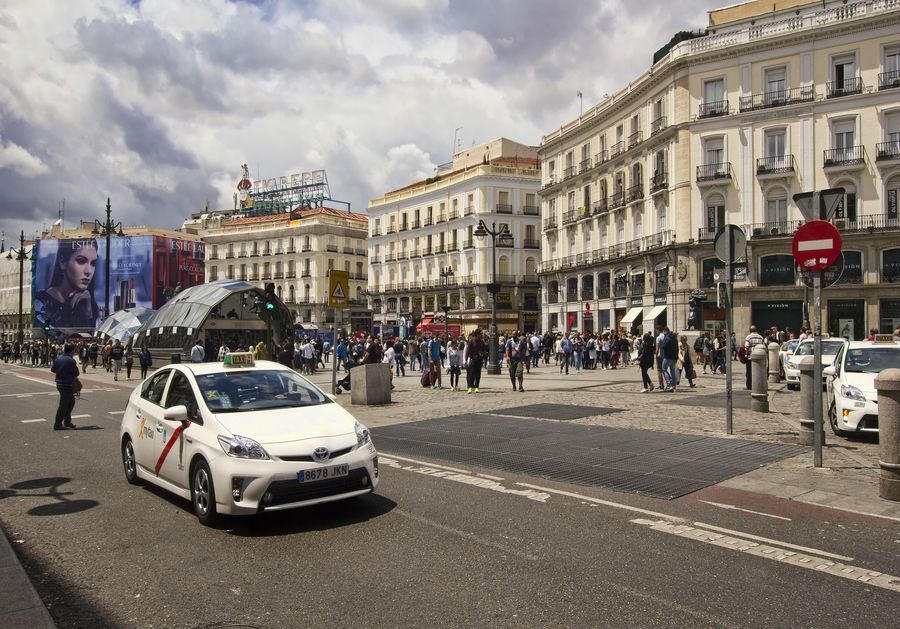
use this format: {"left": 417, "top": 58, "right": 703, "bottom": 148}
{"left": 738, "top": 346, "right": 748, "bottom": 364}
{"left": 420, "top": 369, "right": 436, "bottom": 387}
{"left": 561, "top": 338, "right": 572, "bottom": 353}
{"left": 693, "top": 337, "right": 704, "bottom": 353}
{"left": 507, "top": 340, "right": 520, "bottom": 359}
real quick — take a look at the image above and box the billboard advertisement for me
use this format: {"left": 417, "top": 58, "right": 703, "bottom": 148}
{"left": 32, "top": 235, "right": 204, "bottom": 332}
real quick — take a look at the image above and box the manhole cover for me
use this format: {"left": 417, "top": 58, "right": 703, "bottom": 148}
{"left": 490, "top": 403, "right": 623, "bottom": 420}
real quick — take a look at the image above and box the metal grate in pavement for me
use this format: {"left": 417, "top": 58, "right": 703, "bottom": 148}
{"left": 490, "top": 403, "right": 623, "bottom": 420}
{"left": 667, "top": 391, "right": 753, "bottom": 409}
{"left": 373, "top": 414, "right": 805, "bottom": 500}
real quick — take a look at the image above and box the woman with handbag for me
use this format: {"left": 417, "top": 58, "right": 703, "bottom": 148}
{"left": 678, "top": 335, "right": 697, "bottom": 388}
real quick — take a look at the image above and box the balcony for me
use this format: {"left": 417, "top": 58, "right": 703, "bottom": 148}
{"left": 523, "top": 205, "right": 540, "bottom": 216}
{"left": 262, "top": 249, "right": 272, "bottom": 256}
{"left": 826, "top": 77, "right": 863, "bottom": 99}
{"left": 497, "top": 238, "right": 514, "bottom": 248}
{"left": 876, "top": 141, "right": 900, "bottom": 163}
{"left": 697, "top": 227, "right": 717, "bottom": 242}
{"left": 301, "top": 245, "right": 312, "bottom": 252}
{"left": 399, "top": 224, "right": 408, "bottom": 232}
{"left": 422, "top": 246, "right": 432, "bottom": 256}
{"left": 397, "top": 251, "right": 408, "bottom": 260}
{"left": 823, "top": 146, "right": 865, "bottom": 169}
{"left": 579, "top": 158, "right": 592, "bottom": 173}
{"left": 411, "top": 220, "right": 421, "bottom": 229}
{"left": 341, "top": 246, "right": 353, "bottom": 254}
{"left": 463, "top": 239, "right": 475, "bottom": 249}
{"left": 355, "top": 248, "right": 366, "bottom": 256}
{"left": 610, "top": 141, "right": 625, "bottom": 158}
{"left": 249, "top": 274, "right": 259, "bottom": 281}
{"left": 326, "top": 244, "right": 338, "bottom": 252}
{"left": 879, "top": 70, "right": 900, "bottom": 91}
{"left": 301, "top": 270, "right": 311, "bottom": 278}
{"left": 748, "top": 220, "right": 803, "bottom": 239}
{"left": 275, "top": 248, "right": 284, "bottom": 255}
{"left": 562, "top": 209, "right": 577, "bottom": 225}
{"left": 209, "top": 254, "right": 221, "bottom": 261}
{"left": 756, "top": 154, "right": 796, "bottom": 178}
{"left": 628, "top": 130, "right": 642, "bottom": 149}
{"left": 627, "top": 184, "right": 644, "bottom": 203}
{"left": 463, "top": 205, "right": 475, "bottom": 216}
{"left": 523, "top": 238, "right": 540, "bottom": 249}
{"left": 698, "top": 100, "right": 729, "bottom": 118}
{"left": 385, "top": 227, "right": 396, "bottom": 235}
{"left": 696, "top": 162, "right": 732, "bottom": 183}
{"left": 738, "top": 85, "right": 814, "bottom": 112}
{"left": 370, "top": 256, "right": 380, "bottom": 264}
{"left": 423, "top": 217, "right": 434, "bottom": 226}
{"left": 286, "top": 247, "right": 296, "bottom": 254}
{"left": 385, "top": 253, "right": 397, "bottom": 262}
{"left": 543, "top": 216, "right": 558, "bottom": 230}
{"left": 448, "top": 210, "right": 459, "bottom": 220}
{"left": 435, "top": 213, "right": 446, "bottom": 223}
{"left": 273, "top": 271, "right": 284, "bottom": 279}
{"left": 643, "top": 230, "right": 674, "bottom": 250}
{"left": 650, "top": 116, "right": 667, "bottom": 136}
{"left": 650, "top": 171, "right": 668, "bottom": 194}
{"left": 433, "top": 244, "right": 445, "bottom": 254}
{"left": 249, "top": 251, "right": 259, "bottom": 257}
{"left": 238, "top": 252, "right": 248, "bottom": 258}
{"left": 610, "top": 191, "right": 625, "bottom": 209}
{"left": 495, "top": 203, "right": 513, "bottom": 214}
{"left": 409, "top": 249, "right": 421, "bottom": 258}
{"left": 286, "top": 271, "right": 296, "bottom": 279}
{"left": 564, "top": 165, "right": 576, "bottom": 179}
{"left": 594, "top": 150, "right": 608, "bottom": 165}
{"left": 833, "top": 213, "right": 900, "bottom": 233}
{"left": 592, "top": 198, "right": 608, "bottom": 215}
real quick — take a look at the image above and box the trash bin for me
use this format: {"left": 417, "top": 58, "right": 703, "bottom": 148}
{"left": 171, "top": 353, "right": 181, "bottom": 364}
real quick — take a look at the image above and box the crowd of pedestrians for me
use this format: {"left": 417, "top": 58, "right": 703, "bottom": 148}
{"left": 2, "top": 337, "right": 150, "bottom": 381}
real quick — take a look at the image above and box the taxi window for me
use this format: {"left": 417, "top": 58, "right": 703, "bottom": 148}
{"left": 141, "top": 370, "right": 171, "bottom": 406}
{"left": 164, "top": 372, "right": 201, "bottom": 421}
{"left": 195, "top": 369, "right": 331, "bottom": 413}
{"left": 844, "top": 347, "right": 900, "bottom": 373}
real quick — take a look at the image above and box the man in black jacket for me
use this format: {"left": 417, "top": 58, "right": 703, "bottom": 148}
{"left": 51, "top": 344, "right": 79, "bottom": 430}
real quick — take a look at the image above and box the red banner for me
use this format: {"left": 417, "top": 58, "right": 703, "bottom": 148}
{"left": 155, "top": 421, "right": 191, "bottom": 476}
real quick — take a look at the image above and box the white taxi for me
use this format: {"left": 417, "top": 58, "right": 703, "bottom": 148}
{"left": 119, "top": 353, "right": 379, "bottom": 525}
{"left": 783, "top": 338, "right": 846, "bottom": 390}
{"left": 825, "top": 336, "right": 900, "bottom": 437}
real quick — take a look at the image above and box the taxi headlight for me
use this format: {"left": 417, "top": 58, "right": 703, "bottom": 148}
{"left": 839, "top": 384, "right": 866, "bottom": 402}
{"left": 355, "top": 421, "right": 371, "bottom": 447}
{"left": 217, "top": 435, "right": 270, "bottom": 460}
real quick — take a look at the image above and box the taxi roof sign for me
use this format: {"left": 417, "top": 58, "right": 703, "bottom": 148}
{"left": 223, "top": 352, "right": 254, "bottom": 367}
{"left": 873, "top": 334, "right": 896, "bottom": 345}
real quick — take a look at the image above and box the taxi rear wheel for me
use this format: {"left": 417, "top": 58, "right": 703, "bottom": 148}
{"left": 122, "top": 438, "right": 140, "bottom": 485}
{"left": 828, "top": 400, "right": 847, "bottom": 437}
{"left": 191, "top": 460, "right": 218, "bottom": 526}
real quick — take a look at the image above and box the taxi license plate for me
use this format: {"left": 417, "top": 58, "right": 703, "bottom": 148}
{"left": 298, "top": 464, "right": 349, "bottom": 483}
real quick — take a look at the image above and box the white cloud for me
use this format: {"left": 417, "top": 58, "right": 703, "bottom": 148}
{"left": 0, "top": 137, "right": 48, "bottom": 177}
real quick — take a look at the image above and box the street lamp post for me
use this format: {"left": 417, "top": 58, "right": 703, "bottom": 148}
{"left": 91, "top": 197, "right": 124, "bottom": 320}
{"left": 439, "top": 266, "right": 454, "bottom": 345}
{"left": 473, "top": 220, "right": 509, "bottom": 375}
{"left": 7, "top": 231, "right": 32, "bottom": 347}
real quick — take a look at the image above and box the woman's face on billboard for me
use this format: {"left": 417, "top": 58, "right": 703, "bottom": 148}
{"left": 61, "top": 244, "right": 97, "bottom": 291}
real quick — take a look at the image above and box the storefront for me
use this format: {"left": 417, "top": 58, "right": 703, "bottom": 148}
{"left": 827, "top": 299, "right": 865, "bottom": 340}
{"left": 702, "top": 302, "right": 726, "bottom": 335}
{"left": 750, "top": 300, "right": 803, "bottom": 334}
{"left": 880, "top": 298, "right": 900, "bottom": 335}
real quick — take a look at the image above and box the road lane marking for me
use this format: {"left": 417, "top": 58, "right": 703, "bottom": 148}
{"left": 515, "top": 482, "right": 685, "bottom": 522}
{"left": 691, "top": 521, "right": 852, "bottom": 561}
{"left": 0, "top": 391, "right": 55, "bottom": 398}
{"left": 698, "top": 499, "right": 792, "bottom": 521}
{"left": 71, "top": 414, "right": 91, "bottom": 419}
{"left": 382, "top": 453, "right": 472, "bottom": 475}
{"left": 22, "top": 419, "right": 46, "bottom": 423}
{"left": 14, "top": 374, "right": 57, "bottom": 387}
{"left": 631, "top": 518, "right": 899, "bottom": 593}
{"left": 381, "top": 456, "right": 549, "bottom": 502}
{"left": 16, "top": 394, "right": 32, "bottom": 398}
{"left": 476, "top": 473, "right": 505, "bottom": 481}
{"left": 108, "top": 410, "right": 125, "bottom": 415}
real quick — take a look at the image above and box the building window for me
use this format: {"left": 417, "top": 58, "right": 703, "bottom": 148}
{"left": 759, "top": 255, "right": 797, "bottom": 286}
{"left": 704, "top": 136, "right": 724, "bottom": 165}
{"left": 764, "top": 66, "right": 787, "bottom": 100}
{"left": 633, "top": 209, "right": 643, "bottom": 239}
{"left": 701, "top": 258, "right": 718, "bottom": 288}
{"left": 834, "top": 186, "right": 858, "bottom": 225}
{"left": 657, "top": 203, "right": 668, "bottom": 230}
{"left": 209, "top": 267, "right": 218, "bottom": 281}
{"left": 701, "top": 78, "right": 727, "bottom": 116}
{"left": 706, "top": 197, "right": 726, "bottom": 232}
{"left": 832, "top": 53, "right": 857, "bottom": 88}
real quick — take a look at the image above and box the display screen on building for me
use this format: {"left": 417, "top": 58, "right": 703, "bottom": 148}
{"left": 32, "top": 235, "right": 204, "bottom": 331}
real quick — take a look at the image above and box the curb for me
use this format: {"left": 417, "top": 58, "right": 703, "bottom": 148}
{"left": 0, "top": 525, "right": 56, "bottom": 628}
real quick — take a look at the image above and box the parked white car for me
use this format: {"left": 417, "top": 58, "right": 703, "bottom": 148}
{"left": 779, "top": 339, "right": 800, "bottom": 378}
{"left": 119, "top": 353, "right": 379, "bottom": 525}
{"left": 825, "top": 336, "right": 900, "bottom": 437}
{"left": 784, "top": 339, "right": 846, "bottom": 390}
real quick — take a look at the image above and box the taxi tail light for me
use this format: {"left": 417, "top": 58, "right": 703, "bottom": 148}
{"left": 232, "top": 477, "right": 245, "bottom": 501}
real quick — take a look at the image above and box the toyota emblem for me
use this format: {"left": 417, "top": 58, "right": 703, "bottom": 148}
{"left": 313, "top": 447, "right": 330, "bottom": 462}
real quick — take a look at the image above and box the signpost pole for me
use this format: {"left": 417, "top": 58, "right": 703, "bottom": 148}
{"left": 813, "top": 271, "right": 823, "bottom": 467}
{"left": 331, "top": 308, "right": 339, "bottom": 395}
{"left": 725, "top": 232, "right": 733, "bottom": 435}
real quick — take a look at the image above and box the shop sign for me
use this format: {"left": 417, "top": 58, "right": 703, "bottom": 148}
{"left": 629, "top": 297, "right": 643, "bottom": 307}
{"left": 614, "top": 299, "right": 627, "bottom": 308}
{"left": 654, "top": 295, "right": 667, "bottom": 305}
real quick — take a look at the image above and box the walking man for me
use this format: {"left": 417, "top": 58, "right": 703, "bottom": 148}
{"left": 505, "top": 331, "right": 526, "bottom": 392}
{"left": 51, "top": 343, "right": 79, "bottom": 430}
{"left": 190, "top": 339, "right": 205, "bottom": 363}
{"left": 110, "top": 339, "right": 124, "bottom": 381}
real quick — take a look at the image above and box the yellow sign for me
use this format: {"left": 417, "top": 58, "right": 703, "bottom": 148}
{"left": 328, "top": 270, "right": 349, "bottom": 309}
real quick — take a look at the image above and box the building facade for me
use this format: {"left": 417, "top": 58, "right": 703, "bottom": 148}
{"left": 0, "top": 237, "right": 34, "bottom": 342}
{"left": 198, "top": 207, "right": 370, "bottom": 331}
{"left": 366, "top": 138, "right": 542, "bottom": 335}
{"left": 539, "top": 0, "right": 900, "bottom": 339}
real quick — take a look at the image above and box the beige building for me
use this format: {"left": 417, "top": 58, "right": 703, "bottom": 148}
{"left": 0, "top": 235, "right": 35, "bottom": 342}
{"left": 197, "top": 207, "right": 370, "bottom": 331}
{"left": 366, "top": 138, "right": 542, "bottom": 335}
{"left": 539, "top": 0, "right": 900, "bottom": 339}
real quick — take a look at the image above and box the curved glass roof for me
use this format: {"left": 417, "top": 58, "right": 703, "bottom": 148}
{"left": 138, "top": 279, "right": 259, "bottom": 331}
{"left": 96, "top": 307, "right": 155, "bottom": 342}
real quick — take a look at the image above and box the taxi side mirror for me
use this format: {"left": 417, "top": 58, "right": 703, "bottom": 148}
{"left": 823, "top": 366, "right": 836, "bottom": 378}
{"left": 164, "top": 405, "right": 188, "bottom": 421}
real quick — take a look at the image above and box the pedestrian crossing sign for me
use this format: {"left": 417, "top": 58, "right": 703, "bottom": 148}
{"left": 328, "top": 270, "right": 349, "bottom": 309}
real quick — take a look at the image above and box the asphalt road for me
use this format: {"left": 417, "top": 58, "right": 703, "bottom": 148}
{"left": 0, "top": 365, "right": 898, "bottom": 628}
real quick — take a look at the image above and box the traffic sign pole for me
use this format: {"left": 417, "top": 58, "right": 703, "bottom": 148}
{"left": 725, "top": 232, "right": 733, "bottom": 435}
{"left": 331, "top": 308, "right": 340, "bottom": 395}
{"left": 813, "top": 271, "right": 823, "bottom": 467}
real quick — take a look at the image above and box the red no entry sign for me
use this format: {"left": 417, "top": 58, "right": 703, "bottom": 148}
{"left": 792, "top": 220, "right": 842, "bottom": 271}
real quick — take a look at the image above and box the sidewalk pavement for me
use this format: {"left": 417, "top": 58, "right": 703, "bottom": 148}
{"left": 0, "top": 525, "right": 55, "bottom": 628}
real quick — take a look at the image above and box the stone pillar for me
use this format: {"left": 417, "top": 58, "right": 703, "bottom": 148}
{"left": 350, "top": 363, "right": 392, "bottom": 405}
{"left": 798, "top": 356, "right": 815, "bottom": 446}
{"left": 768, "top": 342, "right": 781, "bottom": 383}
{"left": 874, "top": 369, "right": 900, "bottom": 501}
{"left": 750, "top": 344, "right": 768, "bottom": 413}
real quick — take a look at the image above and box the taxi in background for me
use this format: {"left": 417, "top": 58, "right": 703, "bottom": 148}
{"left": 779, "top": 339, "right": 801, "bottom": 378}
{"left": 825, "top": 335, "right": 900, "bottom": 437}
{"left": 119, "top": 352, "right": 378, "bottom": 525}
{"left": 783, "top": 338, "right": 846, "bottom": 390}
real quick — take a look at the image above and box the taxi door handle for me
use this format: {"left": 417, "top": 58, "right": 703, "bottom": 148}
{"left": 156, "top": 425, "right": 163, "bottom": 432}
{"left": 136, "top": 411, "right": 143, "bottom": 420}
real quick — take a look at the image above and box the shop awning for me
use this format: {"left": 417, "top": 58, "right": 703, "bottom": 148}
{"left": 415, "top": 317, "right": 433, "bottom": 331}
{"left": 620, "top": 307, "right": 643, "bottom": 325}
{"left": 643, "top": 305, "right": 668, "bottom": 322}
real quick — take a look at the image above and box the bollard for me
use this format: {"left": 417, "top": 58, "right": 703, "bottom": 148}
{"left": 874, "top": 368, "right": 900, "bottom": 502}
{"left": 750, "top": 344, "right": 769, "bottom": 413}
{"left": 768, "top": 342, "right": 781, "bottom": 383}
{"left": 798, "top": 356, "right": 815, "bottom": 446}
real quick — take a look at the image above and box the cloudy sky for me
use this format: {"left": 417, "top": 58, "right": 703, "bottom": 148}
{"left": 0, "top": 0, "right": 720, "bottom": 241}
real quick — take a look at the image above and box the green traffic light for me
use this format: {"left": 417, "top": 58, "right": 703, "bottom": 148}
{"left": 266, "top": 302, "right": 275, "bottom": 311}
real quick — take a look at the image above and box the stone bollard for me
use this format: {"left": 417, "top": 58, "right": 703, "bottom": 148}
{"left": 750, "top": 344, "right": 769, "bottom": 412}
{"left": 350, "top": 363, "right": 392, "bottom": 405}
{"left": 874, "top": 368, "right": 900, "bottom": 501}
{"left": 797, "top": 356, "right": 815, "bottom": 446}
{"left": 768, "top": 342, "right": 781, "bottom": 383}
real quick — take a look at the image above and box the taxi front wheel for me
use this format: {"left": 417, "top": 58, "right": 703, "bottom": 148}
{"left": 828, "top": 400, "right": 847, "bottom": 438}
{"left": 191, "top": 460, "right": 218, "bottom": 526}
{"left": 122, "top": 438, "right": 140, "bottom": 485}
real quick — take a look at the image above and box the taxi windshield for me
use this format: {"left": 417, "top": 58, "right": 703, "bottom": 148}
{"left": 843, "top": 347, "right": 900, "bottom": 373}
{"left": 194, "top": 370, "right": 331, "bottom": 413}
{"left": 794, "top": 340, "right": 845, "bottom": 356}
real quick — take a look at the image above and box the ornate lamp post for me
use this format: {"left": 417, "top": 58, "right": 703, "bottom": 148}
{"left": 7, "top": 231, "right": 33, "bottom": 346}
{"left": 91, "top": 197, "right": 124, "bottom": 319}
{"left": 473, "top": 220, "right": 509, "bottom": 375}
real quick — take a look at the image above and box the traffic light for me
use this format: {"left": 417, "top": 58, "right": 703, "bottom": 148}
{"left": 42, "top": 321, "right": 51, "bottom": 336}
{"left": 264, "top": 282, "right": 277, "bottom": 312}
